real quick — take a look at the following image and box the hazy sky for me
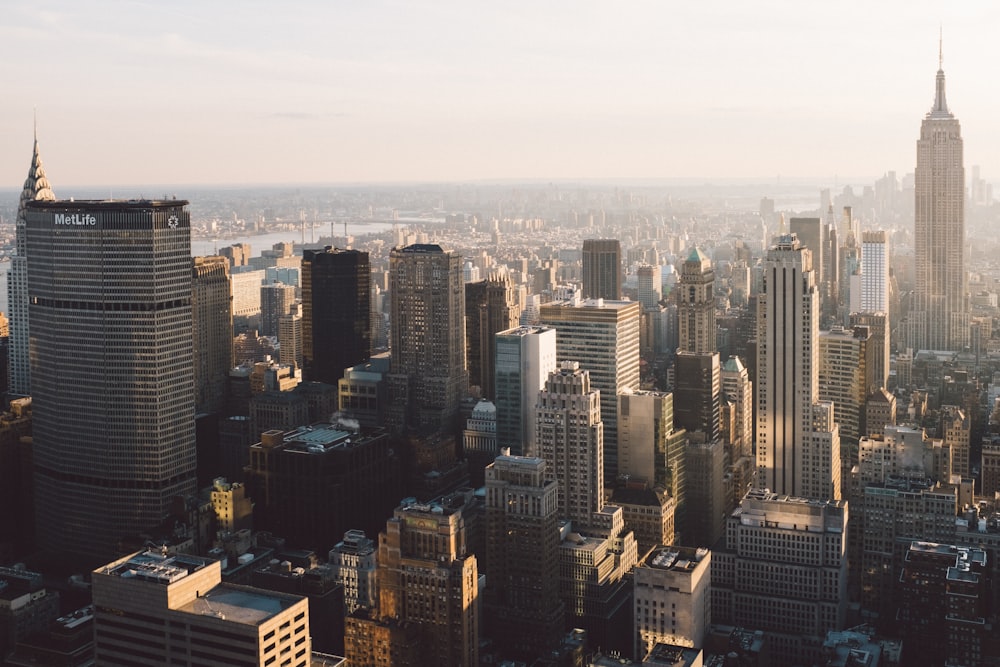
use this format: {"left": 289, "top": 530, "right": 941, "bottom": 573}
{"left": 2, "top": 1, "right": 999, "bottom": 187}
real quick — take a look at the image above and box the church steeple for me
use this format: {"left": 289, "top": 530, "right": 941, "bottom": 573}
{"left": 928, "top": 30, "right": 953, "bottom": 119}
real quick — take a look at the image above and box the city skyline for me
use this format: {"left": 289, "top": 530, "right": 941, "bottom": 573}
{"left": 3, "top": 2, "right": 1000, "bottom": 187}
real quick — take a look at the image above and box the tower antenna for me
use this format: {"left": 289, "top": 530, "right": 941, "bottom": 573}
{"left": 939, "top": 25, "right": 943, "bottom": 70}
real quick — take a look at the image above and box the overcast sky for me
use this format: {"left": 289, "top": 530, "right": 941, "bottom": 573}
{"left": 2, "top": 1, "right": 998, "bottom": 187}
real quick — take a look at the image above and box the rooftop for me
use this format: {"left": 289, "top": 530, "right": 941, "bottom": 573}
{"left": 643, "top": 546, "right": 709, "bottom": 572}
{"left": 176, "top": 583, "right": 303, "bottom": 626}
{"left": 99, "top": 550, "right": 213, "bottom": 585}
{"left": 27, "top": 198, "right": 188, "bottom": 209}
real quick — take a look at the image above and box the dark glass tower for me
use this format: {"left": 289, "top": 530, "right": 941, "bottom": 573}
{"left": 27, "top": 200, "right": 197, "bottom": 561}
{"left": 301, "top": 247, "right": 371, "bottom": 385}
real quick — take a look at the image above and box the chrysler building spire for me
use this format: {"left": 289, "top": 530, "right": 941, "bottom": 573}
{"left": 9, "top": 125, "right": 56, "bottom": 397}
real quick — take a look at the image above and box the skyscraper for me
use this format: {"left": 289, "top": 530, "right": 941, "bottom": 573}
{"left": 388, "top": 244, "right": 468, "bottom": 433}
{"left": 301, "top": 247, "right": 371, "bottom": 385}
{"left": 465, "top": 272, "right": 521, "bottom": 399}
{"left": 856, "top": 230, "right": 889, "bottom": 315}
{"left": 677, "top": 248, "right": 716, "bottom": 354}
{"left": 28, "top": 200, "right": 197, "bottom": 560}
{"left": 540, "top": 297, "right": 641, "bottom": 482}
{"left": 484, "top": 454, "right": 564, "bottom": 660}
{"left": 260, "top": 282, "right": 296, "bottom": 337}
{"left": 378, "top": 500, "right": 479, "bottom": 666}
{"left": 191, "top": 256, "right": 233, "bottom": 415}
{"left": 536, "top": 362, "right": 603, "bottom": 531}
{"left": 581, "top": 239, "right": 622, "bottom": 300}
{"left": 757, "top": 234, "right": 839, "bottom": 499}
{"left": 494, "top": 325, "right": 557, "bottom": 456}
{"left": 907, "top": 45, "right": 968, "bottom": 352}
{"left": 8, "top": 131, "right": 55, "bottom": 397}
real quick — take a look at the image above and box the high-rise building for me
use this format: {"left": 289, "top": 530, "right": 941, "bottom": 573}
{"left": 897, "top": 542, "right": 988, "bottom": 667}
{"left": 93, "top": 550, "right": 310, "bottom": 667}
{"left": 246, "top": 424, "right": 401, "bottom": 553}
{"left": 711, "top": 491, "right": 848, "bottom": 667}
{"left": 230, "top": 268, "right": 265, "bottom": 334}
{"left": 677, "top": 248, "right": 716, "bottom": 354}
{"left": 302, "top": 247, "right": 371, "bottom": 385}
{"left": 536, "top": 362, "right": 604, "bottom": 531}
{"left": 494, "top": 326, "right": 557, "bottom": 456}
{"left": 818, "top": 325, "right": 875, "bottom": 446}
{"left": 582, "top": 239, "right": 622, "bottom": 300}
{"left": 633, "top": 546, "right": 711, "bottom": 657}
{"left": 28, "top": 200, "right": 197, "bottom": 560}
{"left": 540, "top": 297, "right": 641, "bottom": 482}
{"left": 789, "top": 217, "right": 823, "bottom": 286}
{"left": 484, "top": 454, "right": 564, "bottom": 660}
{"left": 388, "top": 244, "right": 467, "bottom": 433}
{"left": 192, "top": 256, "right": 233, "bottom": 415}
{"left": 720, "top": 356, "right": 753, "bottom": 461}
{"left": 377, "top": 500, "right": 479, "bottom": 667}
{"left": 683, "top": 436, "right": 727, "bottom": 547}
{"left": 673, "top": 351, "right": 721, "bottom": 442}
{"left": 329, "top": 529, "right": 378, "bottom": 615}
{"left": 637, "top": 264, "right": 663, "bottom": 310}
{"left": 278, "top": 302, "right": 303, "bottom": 370}
{"left": 856, "top": 231, "right": 889, "bottom": 315}
{"left": 849, "top": 311, "right": 890, "bottom": 391}
{"left": 8, "top": 131, "right": 55, "bottom": 397}
{"left": 260, "top": 282, "right": 296, "bottom": 337}
{"left": 907, "top": 48, "right": 969, "bottom": 352}
{"left": 757, "top": 234, "right": 839, "bottom": 499}
{"left": 465, "top": 272, "right": 521, "bottom": 399}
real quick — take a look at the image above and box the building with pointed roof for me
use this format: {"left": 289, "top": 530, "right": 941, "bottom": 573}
{"left": 677, "top": 247, "right": 715, "bottom": 355}
{"left": 8, "top": 129, "right": 55, "bottom": 397}
{"left": 905, "top": 41, "right": 969, "bottom": 352}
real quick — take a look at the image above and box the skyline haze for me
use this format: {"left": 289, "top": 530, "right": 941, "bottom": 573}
{"left": 3, "top": 2, "right": 1000, "bottom": 187}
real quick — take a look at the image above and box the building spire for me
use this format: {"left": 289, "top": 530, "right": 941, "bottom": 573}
{"left": 928, "top": 30, "right": 952, "bottom": 119}
{"left": 19, "top": 121, "right": 56, "bottom": 220}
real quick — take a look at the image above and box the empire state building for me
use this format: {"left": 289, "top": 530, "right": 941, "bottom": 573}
{"left": 907, "top": 46, "right": 969, "bottom": 352}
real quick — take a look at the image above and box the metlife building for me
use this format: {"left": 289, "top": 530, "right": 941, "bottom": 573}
{"left": 25, "top": 200, "right": 197, "bottom": 562}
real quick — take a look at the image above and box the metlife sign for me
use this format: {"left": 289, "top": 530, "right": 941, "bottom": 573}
{"left": 54, "top": 213, "right": 97, "bottom": 226}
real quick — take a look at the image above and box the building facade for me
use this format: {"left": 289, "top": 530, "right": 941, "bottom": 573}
{"left": 8, "top": 132, "right": 55, "bottom": 397}
{"left": 388, "top": 244, "right": 467, "bottom": 433}
{"left": 540, "top": 297, "right": 641, "bottom": 482}
{"left": 494, "top": 326, "right": 557, "bottom": 457}
{"left": 465, "top": 272, "right": 521, "bottom": 399}
{"left": 484, "top": 454, "right": 564, "bottom": 660}
{"left": 301, "top": 247, "right": 371, "bottom": 385}
{"left": 192, "top": 256, "right": 233, "bottom": 415}
{"left": 676, "top": 248, "right": 716, "bottom": 355}
{"left": 582, "top": 239, "right": 622, "bottom": 300}
{"left": 757, "top": 234, "right": 839, "bottom": 499}
{"left": 906, "top": 54, "right": 969, "bottom": 352}
{"left": 28, "top": 200, "right": 197, "bottom": 560}
{"left": 93, "top": 550, "right": 310, "bottom": 667}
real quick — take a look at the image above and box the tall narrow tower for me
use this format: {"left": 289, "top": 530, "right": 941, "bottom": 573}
{"left": 28, "top": 200, "right": 197, "bottom": 560}
{"left": 465, "top": 271, "right": 521, "bottom": 399}
{"left": 388, "top": 244, "right": 467, "bottom": 433}
{"left": 908, "top": 41, "right": 968, "bottom": 351}
{"left": 677, "top": 248, "right": 716, "bottom": 354}
{"left": 757, "top": 234, "right": 836, "bottom": 498}
{"left": 8, "top": 130, "right": 55, "bottom": 397}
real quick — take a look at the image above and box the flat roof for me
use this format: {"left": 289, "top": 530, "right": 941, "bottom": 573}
{"left": 176, "top": 584, "right": 303, "bottom": 626}
{"left": 27, "top": 199, "right": 188, "bottom": 209}
{"left": 100, "top": 551, "right": 214, "bottom": 584}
